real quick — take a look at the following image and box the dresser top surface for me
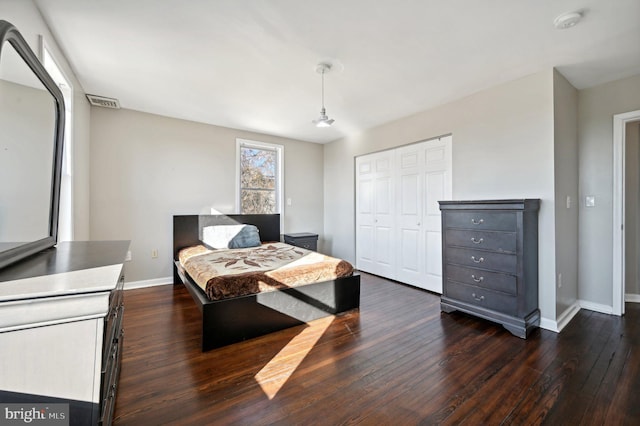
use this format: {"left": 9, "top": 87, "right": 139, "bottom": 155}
{"left": 439, "top": 199, "right": 540, "bottom": 211}
{"left": 0, "top": 241, "right": 129, "bottom": 302}
{"left": 284, "top": 232, "right": 318, "bottom": 239}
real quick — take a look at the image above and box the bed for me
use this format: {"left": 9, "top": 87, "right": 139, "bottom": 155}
{"left": 173, "top": 214, "right": 361, "bottom": 351}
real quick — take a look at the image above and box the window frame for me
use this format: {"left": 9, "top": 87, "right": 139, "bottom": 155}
{"left": 235, "top": 138, "right": 284, "bottom": 222}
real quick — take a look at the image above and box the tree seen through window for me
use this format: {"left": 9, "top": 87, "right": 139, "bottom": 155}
{"left": 240, "top": 146, "right": 277, "bottom": 214}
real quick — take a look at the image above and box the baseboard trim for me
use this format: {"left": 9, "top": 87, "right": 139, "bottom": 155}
{"left": 539, "top": 302, "right": 581, "bottom": 334}
{"left": 539, "top": 317, "right": 558, "bottom": 333}
{"left": 556, "top": 302, "right": 581, "bottom": 332}
{"left": 579, "top": 299, "right": 613, "bottom": 315}
{"left": 625, "top": 293, "right": 640, "bottom": 303}
{"left": 125, "top": 276, "right": 173, "bottom": 290}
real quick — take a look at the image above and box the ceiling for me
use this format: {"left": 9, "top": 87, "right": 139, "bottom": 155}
{"left": 34, "top": 0, "right": 640, "bottom": 144}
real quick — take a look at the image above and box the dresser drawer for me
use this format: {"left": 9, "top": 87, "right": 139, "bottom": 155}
{"left": 290, "top": 238, "right": 316, "bottom": 250}
{"left": 100, "top": 330, "right": 123, "bottom": 426}
{"left": 100, "top": 328, "right": 123, "bottom": 402}
{"left": 444, "top": 229, "right": 516, "bottom": 253}
{"left": 284, "top": 233, "right": 318, "bottom": 251}
{"left": 445, "top": 211, "right": 516, "bottom": 231}
{"left": 445, "top": 281, "right": 517, "bottom": 316}
{"left": 445, "top": 247, "right": 517, "bottom": 274}
{"left": 445, "top": 264, "right": 517, "bottom": 295}
{"left": 102, "top": 292, "right": 123, "bottom": 367}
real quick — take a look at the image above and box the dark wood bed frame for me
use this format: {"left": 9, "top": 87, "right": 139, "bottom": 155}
{"left": 173, "top": 214, "right": 361, "bottom": 351}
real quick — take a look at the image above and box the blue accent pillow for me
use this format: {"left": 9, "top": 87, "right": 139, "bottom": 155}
{"left": 228, "top": 225, "right": 261, "bottom": 249}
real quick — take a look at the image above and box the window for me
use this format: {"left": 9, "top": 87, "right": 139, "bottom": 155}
{"left": 41, "top": 38, "right": 73, "bottom": 241}
{"left": 236, "top": 139, "right": 283, "bottom": 215}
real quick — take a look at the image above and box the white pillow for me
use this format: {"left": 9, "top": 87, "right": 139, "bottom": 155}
{"left": 202, "top": 225, "right": 247, "bottom": 249}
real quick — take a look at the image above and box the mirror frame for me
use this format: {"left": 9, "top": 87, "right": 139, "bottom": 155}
{"left": 0, "top": 20, "right": 65, "bottom": 269}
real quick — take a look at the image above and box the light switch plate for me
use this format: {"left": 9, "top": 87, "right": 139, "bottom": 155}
{"left": 586, "top": 196, "right": 595, "bottom": 207}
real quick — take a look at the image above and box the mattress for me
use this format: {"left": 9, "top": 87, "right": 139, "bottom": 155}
{"left": 178, "top": 242, "right": 354, "bottom": 301}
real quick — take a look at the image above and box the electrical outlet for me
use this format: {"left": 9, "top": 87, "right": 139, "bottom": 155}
{"left": 558, "top": 272, "right": 562, "bottom": 288}
{"left": 151, "top": 249, "right": 158, "bottom": 259}
{"left": 125, "top": 251, "right": 132, "bottom": 261}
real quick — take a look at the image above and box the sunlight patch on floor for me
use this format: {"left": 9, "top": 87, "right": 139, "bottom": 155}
{"left": 254, "top": 315, "right": 334, "bottom": 399}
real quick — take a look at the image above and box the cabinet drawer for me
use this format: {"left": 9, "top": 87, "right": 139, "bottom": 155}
{"left": 290, "top": 238, "right": 317, "bottom": 250}
{"left": 445, "top": 247, "right": 517, "bottom": 274}
{"left": 445, "top": 212, "right": 516, "bottom": 231}
{"left": 445, "top": 281, "right": 517, "bottom": 316}
{"left": 100, "top": 331, "right": 123, "bottom": 426}
{"left": 101, "top": 328, "right": 123, "bottom": 401}
{"left": 102, "top": 305, "right": 123, "bottom": 366}
{"left": 445, "top": 229, "right": 516, "bottom": 253}
{"left": 445, "top": 264, "right": 517, "bottom": 295}
{"left": 284, "top": 234, "right": 318, "bottom": 251}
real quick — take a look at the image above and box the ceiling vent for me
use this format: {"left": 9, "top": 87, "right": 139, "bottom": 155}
{"left": 86, "top": 94, "right": 120, "bottom": 109}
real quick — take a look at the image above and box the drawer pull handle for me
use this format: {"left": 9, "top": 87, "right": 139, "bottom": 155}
{"left": 472, "top": 293, "right": 485, "bottom": 302}
{"left": 471, "top": 218, "right": 484, "bottom": 225}
{"left": 471, "top": 274, "right": 484, "bottom": 283}
{"left": 471, "top": 256, "right": 484, "bottom": 263}
{"left": 471, "top": 237, "right": 483, "bottom": 244}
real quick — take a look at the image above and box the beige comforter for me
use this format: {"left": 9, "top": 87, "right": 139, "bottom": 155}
{"left": 179, "top": 242, "right": 354, "bottom": 301}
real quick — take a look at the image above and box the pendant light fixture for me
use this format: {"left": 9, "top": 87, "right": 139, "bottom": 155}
{"left": 312, "top": 62, "right": 335, "bottom": 127}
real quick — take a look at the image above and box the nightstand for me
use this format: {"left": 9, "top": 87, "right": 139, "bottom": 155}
{"left": 283, "top": 232, "right": 318, "bottom": 251}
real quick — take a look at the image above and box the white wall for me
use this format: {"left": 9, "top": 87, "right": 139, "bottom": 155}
{"left": 2, "top": 0, "right": 92, "bottom": 240}
{"left": 324, "top": 70, "right": 558, "bottom": 323}
{"left": 89, "top": 108, "right": 324, "bottom": 283}
{"left": 625, "top": 121, "right": 640, "bottom": 296}
{"left": 553, "top": 70, "right": 579, "bottom": 316}
{"left": 578, "top": 74, "right": 640, "bottom": 307}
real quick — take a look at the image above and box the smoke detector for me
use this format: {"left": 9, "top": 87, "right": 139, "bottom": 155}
{"left": 554, "top": 11, "right": 582, "bottom": 29}
{"left": 86, "top": 94, "right": 120, "bottom": 109}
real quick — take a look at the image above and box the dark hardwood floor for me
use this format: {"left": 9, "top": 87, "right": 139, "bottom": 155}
{"left": 114, "top": 273, "right": 640, "bottom": 425}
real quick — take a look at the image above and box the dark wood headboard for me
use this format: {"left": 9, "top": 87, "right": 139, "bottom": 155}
{"left": 173, "top": 214, "right": 281, "bottom": 260}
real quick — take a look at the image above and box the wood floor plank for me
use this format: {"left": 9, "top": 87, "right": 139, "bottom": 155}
{"left": 113, "top": 274, "right": 640, "bottom": 425}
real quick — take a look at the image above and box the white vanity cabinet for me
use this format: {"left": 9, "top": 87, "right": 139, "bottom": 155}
{"left": 0, "top": 241, "right": 129, "bottom": 425}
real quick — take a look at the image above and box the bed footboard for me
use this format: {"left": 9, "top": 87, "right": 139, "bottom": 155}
{"left": 200, "top": 273, "right": 360, "bottom": 351}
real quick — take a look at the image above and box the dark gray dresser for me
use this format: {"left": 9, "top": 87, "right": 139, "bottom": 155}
{"left": 438, "top": 199, "right": 540, "bottom": 338}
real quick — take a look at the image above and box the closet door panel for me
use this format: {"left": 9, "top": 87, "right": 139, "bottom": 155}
{"left": 374, "top": 176, "right": 393, "bottom": 219}
{"left": 425, "top": 231, "right": 443, "bottom": 293}
{"left": 356, "top": 225, "right": 374, "bottom": 271}
{"left": 372, "top": 153, "right": 395, "bottom": 277}
{"left": 355, "top": 151, "right": 395, "bottom": 277}
{"left": 374, "top": 226, "right": 394, "bottom": 278}
{"left": 398, "top": 229, "right": 420, "bottom": 284}
{"left": 421, "top": 136, "right": 452, "bottom": 293}
{"left": 355, "top": 157, "right": 375, "bottom": 272}
{"left": 396, "top": 145, "right": 424, "bottom": 286}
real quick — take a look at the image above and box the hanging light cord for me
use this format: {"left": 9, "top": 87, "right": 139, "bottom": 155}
{"left": 320, "top": 68, "right": 326, "bottom": 112}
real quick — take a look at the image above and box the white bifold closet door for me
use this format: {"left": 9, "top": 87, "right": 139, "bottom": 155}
{"left": 356, "top": 135, "right": 452, "bottom": 293}
{"left": 355, "top": 150, "right": 395, "bottom": 278}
